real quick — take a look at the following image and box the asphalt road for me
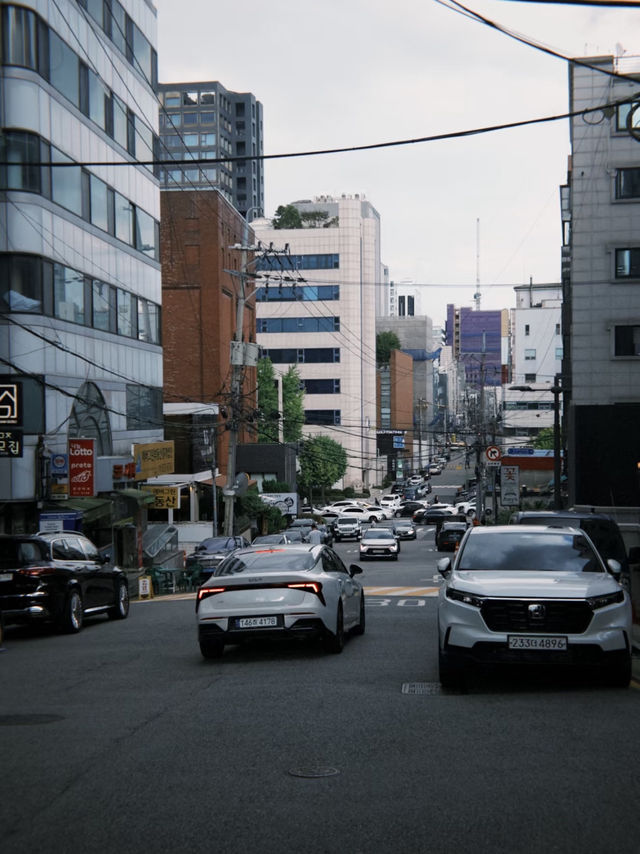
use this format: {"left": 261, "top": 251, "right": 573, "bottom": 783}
{"left": 2, "top": 461, "right": 640, "bottom": 854}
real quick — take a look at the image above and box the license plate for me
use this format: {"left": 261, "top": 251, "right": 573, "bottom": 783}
{"left": 237, "top": 616, "right": 278, "bottom": 629}
{"left": 0, "top": 572, "right": 12, "bottom": 582}
{"left": 508, "top": 635, "right": 567, "bottom": 650}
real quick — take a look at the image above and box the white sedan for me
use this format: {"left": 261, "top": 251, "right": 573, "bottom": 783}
{"left": 196, "top": 544, "right": 365, "bottom": 658}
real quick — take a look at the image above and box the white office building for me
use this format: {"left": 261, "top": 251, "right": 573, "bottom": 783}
{"left": 252, "top": 195, "right": 384, "bottom": 489}
{"left": 0, "top": 1, "right": 163, "bottom": 533}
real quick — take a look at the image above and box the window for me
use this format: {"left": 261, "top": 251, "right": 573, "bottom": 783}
{"left": 614, "top": 325, "right": 640, "bottom": 356}
{"left": 257, "top": 317, "right": 339, "bottom": 333}
{"left": 134, "top": 207, "right": 158, "bottom": 259}
{"left": 615, "top": 248, "right": 640, "bottom": 278}
{"left": 126, "top": 385, "right": 162, "bottom": 430}
{"left": 524, "top": 324, "right": 530, "bottom": 336}
{"left": 138, "top": 298, "right": 160, "bottom": 344}
{"left": 92, "top": 281, "right": 116, "bottom": 332}
{"left": 524, "top": 373, "right": 536, "bottom": 383}
{"left": 114, "top": 192, "right": 133, "bottom": 245}
{"left": 201, "top": 91, "right": 215, "bottom": 104}
{"left": 305, "top": 410, "right": 341, "bottom": 426}
{"left": 256, "top": 285, "right": 340, "bottom": 302}
{"left": 555, "top": 323, "right": 561, "bottom": 335}
{"left": 54, "top": 264, "right": 85, "bottom": 324}
{"left": 117, "top": 289, "right": 136, "bottom": 337}
{"left": 183, "top": 113, "right": 198, "bottom": 125}
{"left": 89, "top": 174, "right": 110, "bottom": 232}
{"left": 0, "top": 131, "right": 41, "bottom": 192}
{"left": 617, "top": 102, "right": 640, "bottom": 132}
{"left": 261, "top": 348, "right": 340, "bottom": 364}
{"left": 201, "top": 133, "right": 216, "bottom": 146}
{"left": 183, "top": 91, "right": 198, "bottom": 105}
{"left": 303, "top": 379, "right": 341, "bottom": 394}
{"left": 524, "top": 349, "right": 536, "bottom": 360}
{"left": 555, "top": 347, "right": 563, "bottom": 359}
{"left": 48, "top": 29, "right": 80, "bottom": 108}
{"left": 200, "top": 112, "right": 215, "bottom": 124}
{"left": 0, "top": 254, "right": 42, "bottom": 313}
{"left": 3, "top": 5, "right": 38, "bottom": 69}
{"left": 256, "top": 254, "right": 340, "bottom": 272}
{"left": 164, "top": 95, "right": 180, "bottom": 107}
{"left": 616, "top": 168, "right": 640, "bottom": 200}
{"left": 51, "top": 148, "right": 83, "bottom": 217}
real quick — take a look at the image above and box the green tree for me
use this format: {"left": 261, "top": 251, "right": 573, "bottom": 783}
{"left": 256, "top": 358, "right": 279, "bottom": 443}
{"left": 300, "top": 210, "right": 329, "bottom": 228}
{"left": 282, "top": 365, "right": 304, "bottom": 443}
{"left": 272, "top": 204, "right": 302, "bottom": 229}
{"left": 376, "top": 330, "right": 401, "bottom": 364}
{"left": 298, "top": 436, "right": 348, "bottom": 503}
{"left": 533, "top": 428, "right": 554, "bottom": 449}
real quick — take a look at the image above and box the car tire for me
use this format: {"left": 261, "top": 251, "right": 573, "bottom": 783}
{"left": 392, "top": 554, "right": 399, "bottom": 561}
{"left": 323, "top": 603, "right": 344, "bottom": 654}
{"left": 108, "top": 580, "right": 130, "bottom": 620}
{"left": 394, "top": 510, "right": 402, "bottom": 518}
{"left": 438, "top": 648, "right": 465, "bottom": 690}
{"left": 353, "top": 595, "right": 366, "bottom": 636}
{"left": 602, "top": 652, "right": 631, "bottom": 688}
{"left": 200, "top": 638, "right": 224, "bottom": 659}
{"left": 60, "top": 589, "right": 83, "bottom": 633}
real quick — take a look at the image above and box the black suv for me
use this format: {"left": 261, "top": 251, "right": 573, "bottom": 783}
{"left": 0, "top": 532, "right": 129, "bottom": 633}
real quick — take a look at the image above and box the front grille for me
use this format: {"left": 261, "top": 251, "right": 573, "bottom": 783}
{"left": 480, "top": 599, "right": 593, "bottom": 634}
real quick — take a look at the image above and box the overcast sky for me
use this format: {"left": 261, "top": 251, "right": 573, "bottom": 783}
{"left": 154, "top": 0, "right": 640, "bottom": 325}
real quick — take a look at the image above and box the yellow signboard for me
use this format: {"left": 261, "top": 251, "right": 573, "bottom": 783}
{"left": 148, "top": 486, "right": 180, "bottom": 510}
{"left": 133, "top": 441, "right": 175, "bottom": 481}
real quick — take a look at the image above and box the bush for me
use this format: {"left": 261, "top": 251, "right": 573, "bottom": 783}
{"left": 343, "top": 486, "right": 355, "bottom": 499}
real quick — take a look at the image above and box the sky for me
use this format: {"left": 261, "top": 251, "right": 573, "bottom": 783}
{"left": 154, "top": 0, "right": 640, "bottom": 326}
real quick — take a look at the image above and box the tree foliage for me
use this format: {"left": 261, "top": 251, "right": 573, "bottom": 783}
{"left": 533, "top": 427, "right": 555, "bottom": 450}
{"left": 282, "top": 365, "right": 304, "bottom": 442}
{"left": 376, "top": 330, "right": 401, "bottom": 364}
{"left": 298, "top": 436, "right": 348, "bottom": 501}
{"left": 272, "top": 204, "right": 302, "bottom": 229}
{"left": 256, "top": 358, "right": 279, "bottom": 442}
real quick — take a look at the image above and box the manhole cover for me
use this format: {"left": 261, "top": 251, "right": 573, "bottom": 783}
{"left": 288, "top": 766, "right": 340, "bottom": 779}
{"left": 402, "top": 682, "right": 443, "bottom": 695}
{"left": 0, "top": 714, "right": 64, "bottom": 726}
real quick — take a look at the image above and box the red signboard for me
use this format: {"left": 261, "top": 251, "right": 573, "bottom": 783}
{"left": 68, "top": 438, "right": 96, "bottom": 497}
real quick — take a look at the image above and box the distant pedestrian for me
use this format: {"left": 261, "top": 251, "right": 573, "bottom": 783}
{"left": 307, "top": 523, "right": 323, "bottom": 544}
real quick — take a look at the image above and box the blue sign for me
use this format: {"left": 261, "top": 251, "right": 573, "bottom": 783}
{"left": 508, "top": 447, "right": 534, "bottom": 455}
{"left": 50, "top": 453, "right": 69, "bottom": 476}
{"left": 393, "top": 436, "right": 405, "bottom": 449}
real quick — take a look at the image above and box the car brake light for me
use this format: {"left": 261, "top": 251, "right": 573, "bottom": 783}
{"left": 287, "top": 582, "right": 325, "bottom": 605}
{"left": 196, "top": 586, "right": 226, "bottom": 605}
{"left": 17, "top": 566, "right": 57, "bottom": 577}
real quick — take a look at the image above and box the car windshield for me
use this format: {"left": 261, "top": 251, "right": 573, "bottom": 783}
{"left": 457, "top": 531, "right": 604, "bottom": 573}
{"left": 196, "top": 537, "right": 234, "bottom": 551}
{"left": 252, "top": 535, "right": 284, "bottom": 544}
{"left": 362, "top": 529, "right": 394, "bottom": 541}
{"left": 216, "top": 550, "right": 316, "bottom": 575}
{"left": 339, "top": 517, "right": 358, "bottom": 524}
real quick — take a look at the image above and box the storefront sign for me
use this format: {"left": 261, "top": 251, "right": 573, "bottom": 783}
{"left": 501, "top": 465, "right": 520, "bottom": 506}
{"left": 68, "top": 438, "right": 96, "bottom": 497}
{"left": 148, "top": 486, "right": 180, "bottom": 509}
{"left": 0, "top": 382, "right": 21, "bottom": 426}
{"left": 0, "top": 430, "right": 22, "bottom": 457}
{"left": 50, "top": 453, "right": 68, "bottom": 476}
{"left": 133, "top": 441, "right": 175, "bottom": 480}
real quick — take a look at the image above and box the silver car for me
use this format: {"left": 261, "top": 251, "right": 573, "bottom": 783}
{"left": 196, "top": 544, "right": 365, "bottom": 658}
{"left": 359, "top": 527, "right": 400, "bottom": 561}
{"left": 437, "top": 525, "right": 632, "bottom": 688}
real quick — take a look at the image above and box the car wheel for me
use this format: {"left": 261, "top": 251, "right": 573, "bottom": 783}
{"left": 108, "top": 580, "right": 130, "bottom": 620}
{"left": 392, "top": 553, "right": 399, "bottom": 561}
{"left": 200, "top": 638, "right": 224, "bottom": 659}
{"left": 439, "top": 648, "right": 465, "bottom": 690}
{"left": 602, "top": 652, "right": 631, "bottom": 688}
{"left": 394, "top": 510, "right": 402, "bottom": 518}
{"left": 353, "top": 595, "right": 366, "bottom": 636}
{"left": 323, "top": 603, "right": 344, "bottom": 654}
{"left": 60, "top": 589, "right": 83, "bottom": 633}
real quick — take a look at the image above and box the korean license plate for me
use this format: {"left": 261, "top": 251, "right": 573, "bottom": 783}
{"left": 0, "top": 572, "right": 12, "bottom": 582}
{"left": 508, "top": 635, "right": 567, "bottom": 650}
{"left": 237, "top": 616, "right": 278, "bottom": 629}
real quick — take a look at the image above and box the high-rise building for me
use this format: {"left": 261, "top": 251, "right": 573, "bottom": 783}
{"left": 0, "top": 0, "right": 162, "bottom": 537}
{"left": 252, "top": 195, "right": 383, "bottom": 489}
{"left": 564, "top": 55, "right": 640, "bottom": 506}
{"left": 157, "top": 81, "right": 263, "bottom": 219}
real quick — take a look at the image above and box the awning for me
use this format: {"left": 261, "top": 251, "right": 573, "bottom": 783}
{"left": 111, "top": 488, "right": 156, "bottom": 506}
{"left": 45, "top": 497, "right": 113, "bottom": 524}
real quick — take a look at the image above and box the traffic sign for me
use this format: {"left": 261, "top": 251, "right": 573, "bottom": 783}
{"left": 485, "top": 445, "right": 502, "bottom": 462}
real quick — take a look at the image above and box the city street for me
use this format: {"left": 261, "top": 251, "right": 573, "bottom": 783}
{"left": 2, "top": 460, "right": 640, "bottom": 854}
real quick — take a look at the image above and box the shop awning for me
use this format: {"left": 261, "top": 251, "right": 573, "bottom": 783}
{"left": 45, "top": 497, "right": 113, "bottom": 524}
{"left": 111, "top": 488, "right": 156, "bottom": 506}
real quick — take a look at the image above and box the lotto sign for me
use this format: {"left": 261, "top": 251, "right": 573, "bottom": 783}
{"left": 68, "top": 438, "right": 96, "bottom": 497}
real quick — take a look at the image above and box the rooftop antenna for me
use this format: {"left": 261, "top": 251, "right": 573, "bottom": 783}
{"left": 473, "top": 217, "right": 481, "bottom": 310}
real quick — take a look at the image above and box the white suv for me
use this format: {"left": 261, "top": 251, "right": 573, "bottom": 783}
{"left": 437, "top": 525, "right": 632, "bottom": 689}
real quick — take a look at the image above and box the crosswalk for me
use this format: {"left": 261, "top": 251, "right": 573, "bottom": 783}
{"left": 364, "top": 586, "right": 438, "bottom": 597}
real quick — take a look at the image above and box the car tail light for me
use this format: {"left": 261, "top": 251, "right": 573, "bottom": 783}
{"left": 286, "top": 582, "right": 325, "bottom": 604}
{"left": 196, "top": 585, "right": 226, "bottom": 606}
{"left": 17, "top": 566, "right": 57, "bottom": 577}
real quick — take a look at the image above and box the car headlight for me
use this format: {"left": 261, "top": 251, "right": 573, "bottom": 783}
{"left": 586, "top": 590, "right": 624, "bottom": 610}
{"left": 445, "top": 587, "right": 485, "bottom": 608}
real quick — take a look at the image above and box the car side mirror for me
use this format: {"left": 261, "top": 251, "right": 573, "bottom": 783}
{"left": 606, "top": 558, "right": 622, "bottom": 577}
{"left": 349, "top": 564, "right": 363, "bottom": 576}
{"left": 437, "top": 557, "right": 452, "bottom": 577}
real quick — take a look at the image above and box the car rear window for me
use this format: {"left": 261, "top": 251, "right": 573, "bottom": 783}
{"left": 457, "top": 531, "right": 604, "bottom": 573}
{"left": 216, "top": 550, "right": 317, "bottom": 574}
{"left": 0, "top": 539, "right": 48, "bottom": 568}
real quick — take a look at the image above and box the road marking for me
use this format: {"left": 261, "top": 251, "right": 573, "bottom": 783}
{"left": 364, "top": 586, "right": 438, "bottom": 597}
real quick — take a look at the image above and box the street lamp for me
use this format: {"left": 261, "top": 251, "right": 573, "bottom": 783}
{"left": 508, "top": 378, "right": 563, "bottom": 510}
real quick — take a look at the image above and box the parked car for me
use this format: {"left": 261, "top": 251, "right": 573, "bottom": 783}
{"left": 186, "top": 536, "right": 250, "bottom": 582}
{"left": 359, "top": 528, "right": 399, "bottom": 561}
{"left": 251, "top": 533, "right": 294, "bottom": 545}
{"left": 437, "top": 525, "right": 632, "bottom": 688}
{"left": 282, "top": 528, "right": 309, "bottom": 543}
{"left": 0, "top": 532, "right": 129, "bottom": 633}
{"left": 333, "top": 516, "right": 362, "bottom": 542}
{"left": 392, "top": 520, "right": 417, "bottom": 540}
{"left": 196, "top": 544, "right": 365, "bottom": 658}
{"left": 436, "top": 521, "right": 468, "bottom": 551}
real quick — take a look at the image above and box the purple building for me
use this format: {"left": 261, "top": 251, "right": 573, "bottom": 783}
{"left": 446, "top": 305, "right": 506, "bottom": 388}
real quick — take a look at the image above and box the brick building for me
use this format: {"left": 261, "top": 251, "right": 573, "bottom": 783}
{"left": 160, "top": 189, "right": 258, "bottom": 478}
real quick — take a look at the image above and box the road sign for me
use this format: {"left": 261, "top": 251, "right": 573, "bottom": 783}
{"left": 485, "top": 445, "right": 501, "bottom": 462}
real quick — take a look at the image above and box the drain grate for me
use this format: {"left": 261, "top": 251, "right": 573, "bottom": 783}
{"left": 288, "top": 766, "right": 340, "bottom": 779}
{"left": 0, "top": 714, "right": 64, "bottom": 726}
{"left": 402, "top": 682, "right": 443, "bottom": 695}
